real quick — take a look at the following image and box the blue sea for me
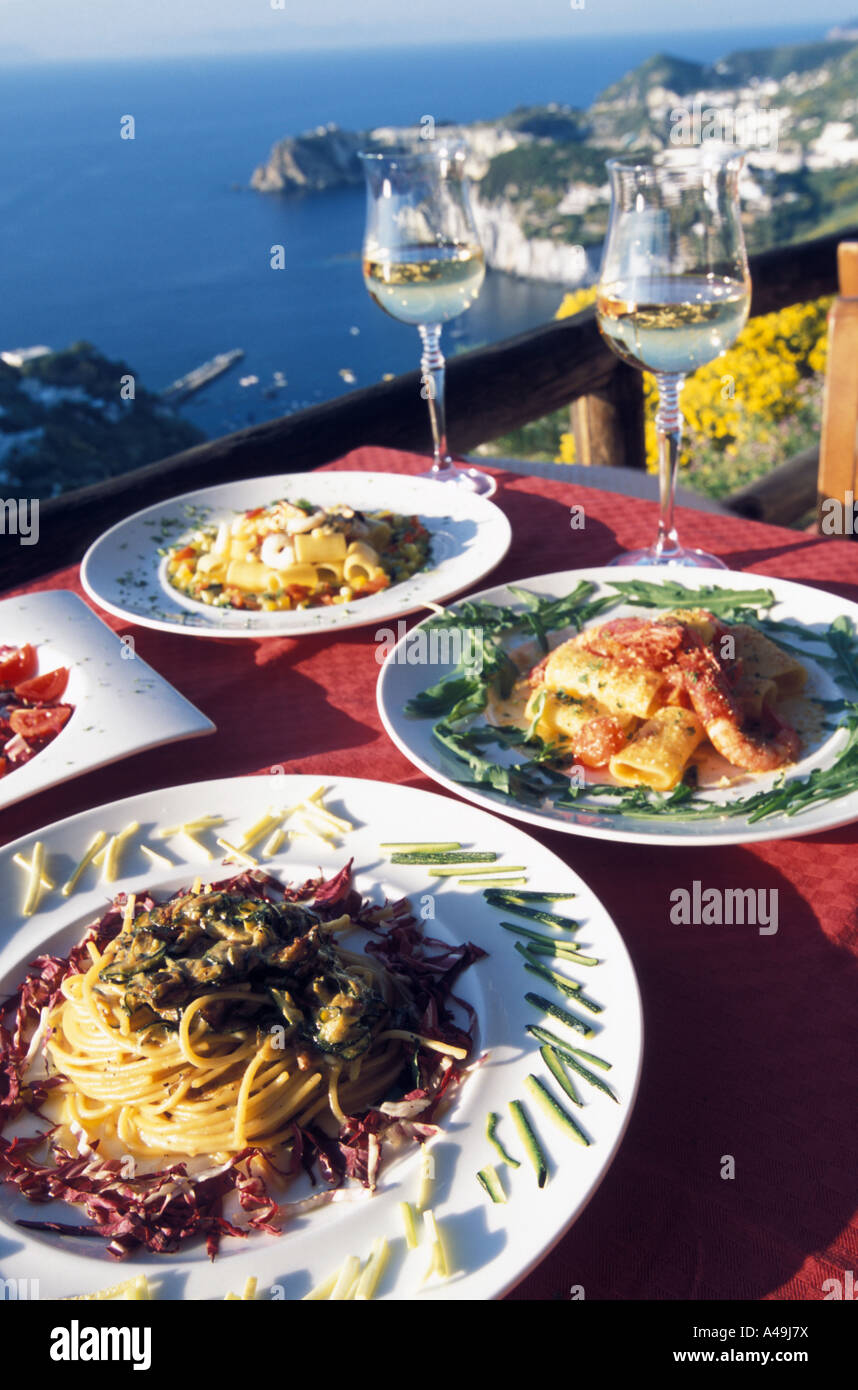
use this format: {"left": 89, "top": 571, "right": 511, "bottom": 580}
{"left": 0, "top": 25, "right": 829, "bottom": 438}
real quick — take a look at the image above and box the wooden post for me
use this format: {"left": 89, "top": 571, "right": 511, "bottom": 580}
{"left": 817, "top": 243, "right": 858, "bottom": 533}
{"left": 570, "top": 361, "right": 646, "bottom": 469}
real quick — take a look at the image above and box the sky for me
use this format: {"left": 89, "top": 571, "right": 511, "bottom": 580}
{"left": 0, "top": 0, "right": 853, "bottom": 63}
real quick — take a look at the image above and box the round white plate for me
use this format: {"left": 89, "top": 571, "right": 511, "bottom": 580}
{"left": 0, "top": 775, "right": 641, "bottom": 1301}
{"left": 80, "top": 472, "right": 511, "bottom": 638}
{"left": 377, "top": 566, "right": 858, "bottom": 847}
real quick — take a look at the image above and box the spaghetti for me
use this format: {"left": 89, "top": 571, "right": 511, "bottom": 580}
{"left": 0, "top": 863, "right": 482, "bottom": 1257}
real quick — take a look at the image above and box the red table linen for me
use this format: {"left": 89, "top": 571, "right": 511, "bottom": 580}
{"left": 3, "top": 446, "right": 858, "bottom": 1302}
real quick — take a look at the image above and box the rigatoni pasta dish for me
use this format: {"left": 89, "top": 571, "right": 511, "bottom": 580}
{"left": 523, "top": 608, "right": 807, "bottom": 791}
{"left": 0, "top": 864, "right": 479, "bottom": 1258}
{"left": 164, "top": 497, "right": 431, "bottom": 612}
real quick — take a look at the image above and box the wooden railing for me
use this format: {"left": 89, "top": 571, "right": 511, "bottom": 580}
{"left": 4, "top": 223, "right": 856, "bottom": 589}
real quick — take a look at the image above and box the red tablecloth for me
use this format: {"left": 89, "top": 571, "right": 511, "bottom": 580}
{"left": 3, "top": 447, "right": 858, "bottom": 1301}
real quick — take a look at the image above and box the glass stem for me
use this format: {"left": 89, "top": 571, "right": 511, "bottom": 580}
{"left": 653, "top": 372, "right": 685, "bottom": 559}
{"left": 418, "top": 323, "right": 450, "bottom": 470}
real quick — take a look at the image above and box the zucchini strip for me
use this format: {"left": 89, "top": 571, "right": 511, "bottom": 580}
{"left": 524, "top": 1074, "right": 591, "bottom": 1146}
{"left": 476, "top": 1165, "right": 507, "bottom": 1203}
{"left": 540, "top": 1045, "right": 583, "bottom": 1107}
{"left": 525, "top": 991, "right": 596, "bottom": 1039}
{"left": 391, "top": 851, "right": 498, "bottom": 865}
{"left": 509, "top": 1099, "right": 548, "bottom": 1187}
{"left": 486, "top": 1111, "right": 520, "bottom": 1167}
{"left": 525, "top": 1026, "right": 619, "bottom": 1101}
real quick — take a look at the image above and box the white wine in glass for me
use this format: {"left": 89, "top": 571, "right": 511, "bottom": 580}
{"left": 359, "top": 143, "right": 494, "bottom": 495}
{"left": 596, "top": 149, "right": 751, "bottom": 566}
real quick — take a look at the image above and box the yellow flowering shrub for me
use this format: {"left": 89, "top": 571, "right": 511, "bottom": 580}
{"left": 553, "top": 289, "right": 831, "bottom": 479}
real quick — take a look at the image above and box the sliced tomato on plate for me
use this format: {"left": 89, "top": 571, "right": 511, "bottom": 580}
{"left": 8, "top": 705, "right": 73, "bottom": 739}
{"left": 13, "top": 666, "right": 69, "bottom": 703}
{"left": 0, "top": 644, "right": 38, "bottom": 686}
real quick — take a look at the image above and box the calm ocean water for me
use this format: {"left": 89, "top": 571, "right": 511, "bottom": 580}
{"left": 0, "top": 26, "right": 827, "bottom": 437}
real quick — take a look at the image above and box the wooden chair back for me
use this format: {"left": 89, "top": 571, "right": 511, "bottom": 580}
{"left": 818, "top": 243, "right": 858, "bottom": 535}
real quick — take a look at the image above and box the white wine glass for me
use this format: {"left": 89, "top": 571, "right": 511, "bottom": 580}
{"left": 359, "top": 142, "right": 495, "bottom": 496}
{"left": 596, "top": 147, "right": 751, "bottom": 566}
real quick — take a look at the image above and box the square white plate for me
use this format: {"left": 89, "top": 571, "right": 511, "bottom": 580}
{"left": 0, "top": 590, "right": 215, "bottom": 812}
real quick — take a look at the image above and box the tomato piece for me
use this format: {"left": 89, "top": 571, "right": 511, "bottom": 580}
{"left": 284, "top": 585, "right": 311, "bottom": 602}
{"left": 0, "top": 757, "right": 6, "bottom": 778}
{"left": 13, "top": 666, "right": 69, "bottom": 703}
{"left": 8, "top": 705, "right": 73, "bottom": 739}
{"left": 0, "top": 644, "right": 38, "bottom": 686}
{"left": 359, "top": 576, "right": 390, "bottom": 596}
{"left": 172, "top": 545, "right": 196, "bottom": 562}
{"left": 572, "top": 716, "right": 627, "bottom": 769}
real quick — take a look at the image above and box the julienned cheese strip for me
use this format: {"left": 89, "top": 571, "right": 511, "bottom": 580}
{"left": 62, "top": 831, "right": 108, "bottom": 896}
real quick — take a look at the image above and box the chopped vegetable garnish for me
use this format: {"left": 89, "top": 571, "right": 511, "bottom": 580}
{"left": 525, "top": 1026, "right": 619, "bottom": 1101}
{"left": 391, "top": 851, "right": 499, "bottom": 865}
{"left": 399, "top": 1200, "right": 420, "bottom": 1250}
{"left": 486, "top": 1111, "right": 520, "bottom": 1168}
{"left": 225, "top": 1275, "right": 258, "bottom": 1301}
{"left": 520, "top": 937, "right": 600, "bottom": 967}
{"left": 13, "top": 850, "right": 54, "bottom": 892}
{"left": 517, "top": 950, "right": 604, "bottom": 1014}
{"left": 330, "top": 1256, "right": 362, "bottom": 1300}
{"left": 157, "top": 815, "right": 224, "bottom": 838}
{"left": 22, "top": 841, "right": 46, "bottom": 917}
{"left": 524, "top": 991, "right": 596, "bottom": 1039}
{"left": 140, "top": 843, "right": 174, "bottom": 870}
{"left": 416, "top": 1146, "right": 434, "bottom": 1212}
{"left": 354, "top": 1237, "right": 390, "bottom": 1300}
{"left": 509, "top": 1099, "right": 548, "bottom": 1187}
{"left": 302, "top": 1270, "right": 340, "bottom": 1301}
{"left": 380, "top": 841, "right": 461, "bottom": 852}
{"left": 66, "top": 1274, "right": 153, "bottom": 1301}
{"left": 524, "top": 1074, "right": 591, "bottom": 1146}
{"left": 180, "top": 829, "right": 214, "bottom": 859}
{"left": 486, "top": 899, "right": 581, "bottom": 932}
{"left": 458, "top": 876, "right": 528, "bottom": 887}
{"left": 540, "top": 1046, "right": 583, "bottom": 1107}
{"left": 484, "top": 888, "right": 577, "bottom": 904}
{"left": 476, "top": 1165, "right": 507, "bottom": 1203}
{"left": 215, "top": 837, "right": 258, "bottom": 866}
{"left": 423, "top": 1209, "right": 450, "bottom": 1278}
{"left": 61, "top": 830, "right": 107, "bottom": 896}
{"left": 413, "top": 862, "right": 526, "bottom": 877}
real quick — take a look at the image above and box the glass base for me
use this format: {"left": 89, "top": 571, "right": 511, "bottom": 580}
{"left": 608, "top": 544, "right": 728, "bottom": 569}
{"left": 425, "top": 463, "right": 497, "bottom": 497}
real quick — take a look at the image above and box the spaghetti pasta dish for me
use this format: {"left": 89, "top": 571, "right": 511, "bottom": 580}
{"left": 0, "top": 863, "right": 482, "bottom": 1257}
{"left": 521, "top": 608, "right": 808, "bottom": 791}
{"left": 164, "top": 498, "right": 432, "bottom": 612}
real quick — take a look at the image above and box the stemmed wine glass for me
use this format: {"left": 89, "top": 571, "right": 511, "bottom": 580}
{"left": 596, "top": 147, "right": 751, "bottom": 566}
{"left": 359, "top": 142, "right": 495, "bottom": 495}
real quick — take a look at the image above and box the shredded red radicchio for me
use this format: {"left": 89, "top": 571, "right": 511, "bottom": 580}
{"left": 0, "top": 862, "right": 483, "bottom": 1259}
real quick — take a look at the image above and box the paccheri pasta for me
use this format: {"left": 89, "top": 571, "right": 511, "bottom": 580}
{"left": 0, "top": 863, "right": 481, "bottom": 1258}
{"left": 523, "top": 608, "right": 808, "bottom": 790}
{"left": 164, "top": 498, "right": 431, "bottom": 612}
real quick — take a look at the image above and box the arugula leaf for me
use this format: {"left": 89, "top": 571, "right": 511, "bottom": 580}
{"left": 405, "top": 673, "right": 486, "bottom": 718}
{"left": 826, "top": 615, "right": 858, "bottom": 689}
{"left": 607, "top": 579, "right": 776, "bottom": 617}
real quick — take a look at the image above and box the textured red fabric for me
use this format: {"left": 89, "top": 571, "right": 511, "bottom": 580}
{"left": 3, "top": 447, "right": 858, "bottom": 1301}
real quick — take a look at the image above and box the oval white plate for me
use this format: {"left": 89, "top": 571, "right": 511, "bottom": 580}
{"left": 80, "top": 472, "right": 511, "bottom": 638}
{"left": 0, "top": 590, "right": 214, "bottom": 811}
{"left": 0, "top": 775, "right": 641, "bottom": 1301}
{"left": 377, "top": 566, "right": 858, "bottom": 846}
